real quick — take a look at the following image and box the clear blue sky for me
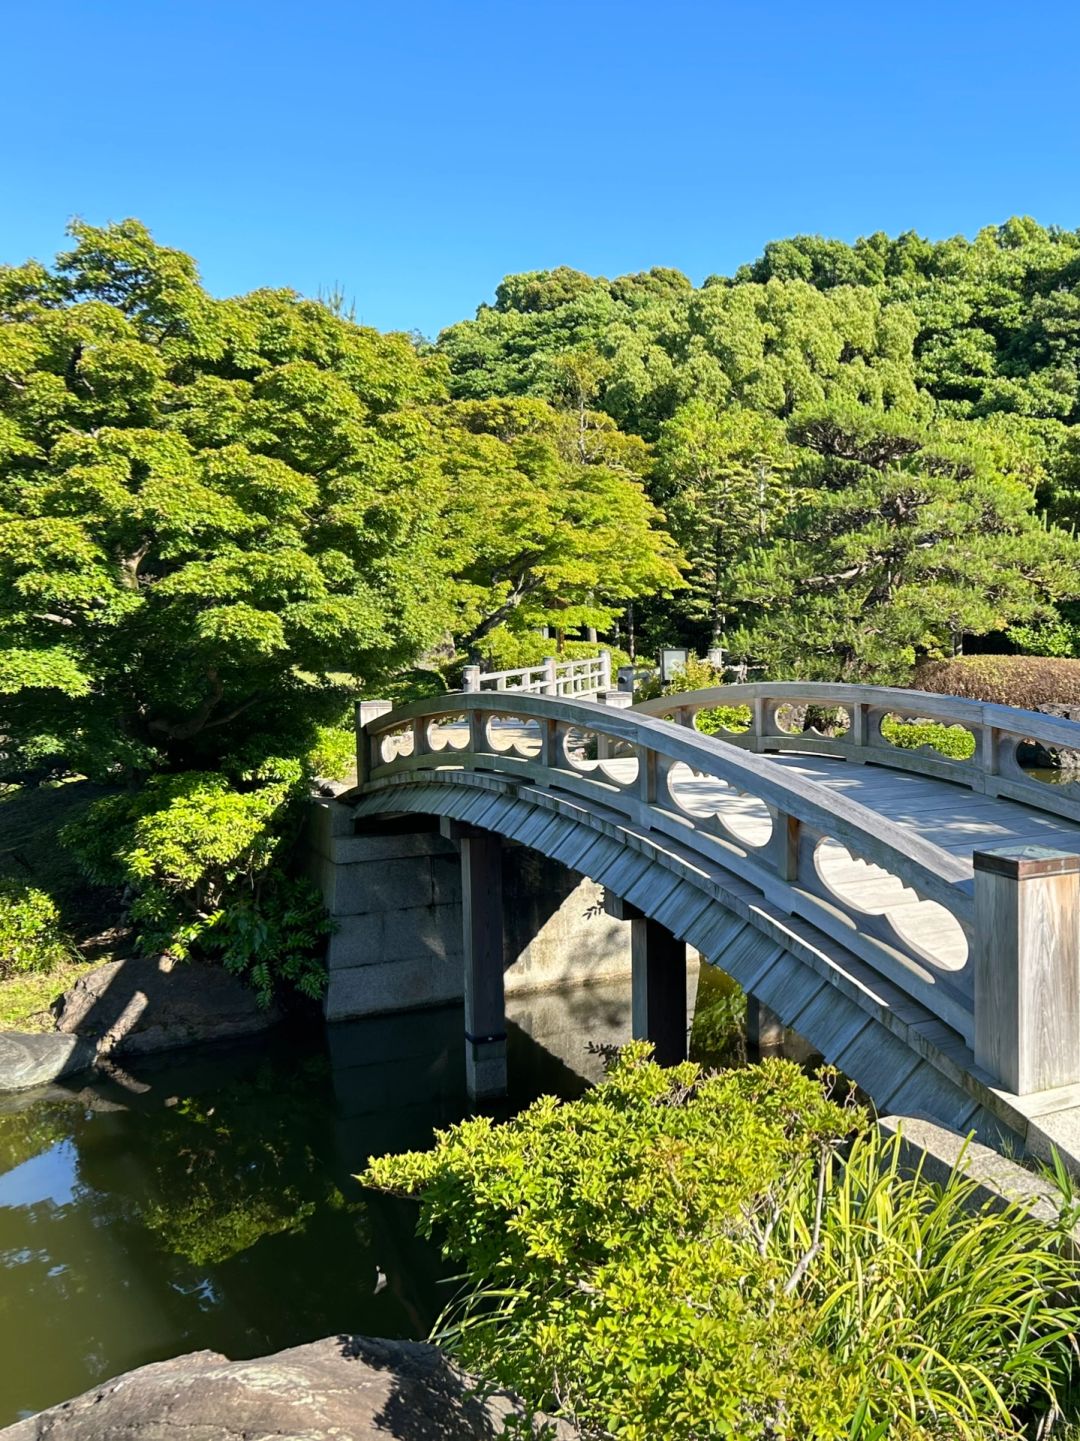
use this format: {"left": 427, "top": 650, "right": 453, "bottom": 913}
{"left": 4, "top": 1, "right": 1079, "bottom": 339}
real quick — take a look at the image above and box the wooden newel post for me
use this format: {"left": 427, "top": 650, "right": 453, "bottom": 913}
{"left": 542, "top": 656, "right": 558, "bottom": 696}
{"left": 355, "top": 699, "right": 392, "bottom": 785}
{"left": 599, "top": 649, "right": 612, "bottom": 692}
{"left": 973, "top": 845, "right": 1080, "bottom": 1095}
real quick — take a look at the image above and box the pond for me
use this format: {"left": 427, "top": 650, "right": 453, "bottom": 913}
{"left": 0, "top": 980, "right": 645, "bottom": 1425}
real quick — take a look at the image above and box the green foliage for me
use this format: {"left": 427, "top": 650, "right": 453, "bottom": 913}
{"left": 0, "top": 219, "right": 457, "bottom": 787}
{"left": 473, "top": 631, "right": 631, "bottom": 675}
{"left": 440, "top": 221, "right": 1080, "bottom": 667}
{"left": 365, "top": 1046, "right": 866, "bottom": 1439}
{"left": 652, "top": 403, "right": 796, "bottom": 646}
{"left": 0, "top": 879, "right": 72, "bottom": 979}
{"left": 60, "top": 761, "right": 328, "bottom": 1003}
{"left": 365, "top": 1047, "right": 1080, "bottom": 1439}
{"left": 436, "top": 397, "right": 682, "bottom": 652}
{"left": 771, "top": 1127, "right": 1080, "bottom": 1438}
{"left": 727, "top": 407, "right": 1080, "bottom": 681}
{"left": 880, "top": 715, "right": 977, "bottom": 760}
{"left": 915, "top": 654, "right": 1080, "bottom": 709}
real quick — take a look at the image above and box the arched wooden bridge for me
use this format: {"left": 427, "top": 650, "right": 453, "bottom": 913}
{"left": 341, "top": 682, "right": 1080, "bottom": 1162}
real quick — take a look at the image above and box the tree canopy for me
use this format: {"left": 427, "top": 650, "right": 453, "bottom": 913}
{"left": 0, "top": 220, "right": 678, "bottom": 785}
{"left": 440, "top": 218, "right": 1080, "bottom": 665}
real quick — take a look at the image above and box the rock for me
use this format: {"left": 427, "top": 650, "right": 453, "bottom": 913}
{"left": 53, "top": 956, "right": 279, "bottom": 1058}
{"left": 0, "top": 1335, "right": 578, "bottom": 1440}
{"left": 0, "top": 1032, "right": 97, "bottom": 1092}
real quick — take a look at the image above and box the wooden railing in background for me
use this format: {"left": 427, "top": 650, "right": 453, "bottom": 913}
{"left": 461, "top": 651, "right": 611, "bottom": 698}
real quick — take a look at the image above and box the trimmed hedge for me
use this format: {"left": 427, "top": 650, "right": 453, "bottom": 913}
{"left": 880, "top": 716, "right": 976, "bottom": 760}
{"left": 914, "top": 655, "right": 1080, "bottom": 710}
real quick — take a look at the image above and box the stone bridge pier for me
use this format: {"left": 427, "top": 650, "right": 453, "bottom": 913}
{"left": 308, "top": 800, "right": 698, "bottom": 1098}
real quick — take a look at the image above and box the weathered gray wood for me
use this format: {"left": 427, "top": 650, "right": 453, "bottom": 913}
{"left": 631, "top": 917, "right": 687, "bottom": 1065}
{"left": 348, "top": 684, "right": 1080, "bottom": 1157}
{"left": 460, "top": 830, "right": 507, "bottom": 1100}
{"left": 974, "top": 846, "right": 1080, "bottom": 1095}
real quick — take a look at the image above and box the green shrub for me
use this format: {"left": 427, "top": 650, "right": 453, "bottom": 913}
{"left": 694, "top": 702, "right": 752, "bottom": 735}
{"left": 915, "top": 655, "right": 1080, "bottom": 711}
{"left": 62, "top": 761, "right": 329, "bottom": 1005}
{"left": 0, "top": 880, "right": 72, "bottom": 979}
{"left": 365, "top": 1048, "right": 866, "bottom": 1438}
{"left": 881, "top": 715, "right": 977, "bottom": 760}
{"left": 364, "top": 1046, "right": 1080, "bottom": 1440}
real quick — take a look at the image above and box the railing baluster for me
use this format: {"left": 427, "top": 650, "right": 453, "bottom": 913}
{"left": 541, "top": 717, "right": 560, "bottom": 768}
{"left": 772, "top": 809, "right": 800, "bottom": 881}
{"left": 468, "top": 709, "right": 487, "bottom": 753}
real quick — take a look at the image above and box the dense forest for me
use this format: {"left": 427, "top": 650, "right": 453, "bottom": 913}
{"left": 438, "top": 216, "right": 1080, "bottom": 671}
{"left": 4, "top": 216, "right": 1080, "bottom": 993}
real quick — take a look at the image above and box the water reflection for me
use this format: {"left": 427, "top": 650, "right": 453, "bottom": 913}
{"left": 0, "top": 977, "right": 645, "bottom": 1425}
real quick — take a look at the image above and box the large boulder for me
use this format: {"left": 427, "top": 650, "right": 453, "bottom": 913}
{"left": 52, "top": 956, "right": 279, "bottom": 1058}
{"left": 0, "top": 1335, "right": 577, "bottom": 1440}
{"left": 0, "top": 1032, "right": 97, "bottom": 1092}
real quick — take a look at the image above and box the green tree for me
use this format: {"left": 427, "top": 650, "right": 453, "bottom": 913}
{"left": 727, "top": 407, "right": 1080, "bottom": 680}
{"left": 436, "top": 397, "right": 682, "bottom": 653}
{"left": 652, "top": 402, "right": 795, "bottom": 649}
{"left": 0, "top": 219, "right": 452, "bottom": 786}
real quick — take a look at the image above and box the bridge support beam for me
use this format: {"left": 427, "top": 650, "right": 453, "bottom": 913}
{"left": 605, "top": 894, "right": 686, "bottom": 1064}
{"left": 747, "top": 996, "right": 785, "bottom": 1056}
{"left": 443, "top": 819, "right": 508, "bottom": 1101}
{"left": 974, "top": 846, "right": 1080, "bottom": 1095}
{"left": 632, "top": 919, "right": 687, "bottom": 1065}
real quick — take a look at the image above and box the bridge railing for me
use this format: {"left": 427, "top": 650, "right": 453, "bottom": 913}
{"left": 461, "top": 652, "right": 611, "bottom": 699}
{"left": 356, "top": 690, "right": 977, "bottom": 1047}
{"left": 633, "top": 681, "right": 1080, "bottom": 827}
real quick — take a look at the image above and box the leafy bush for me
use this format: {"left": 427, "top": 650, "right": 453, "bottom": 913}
{"left": 364, "top": 1046, "right": 1080, "bottom": 1440}
{"left": 0, "top": 880, "right": 72, "bottom": 980}
{"left": 366, "top": 1048, "right": 864, "bottom": 1438}
{"left": 881, "top": 715, "right": 977, "bottom": 760}
{"left": 915, "top": 655, "right": 1080, "bottom": 711}
{"left": 61, "top": 761, "right": 329, "bottom": 1004}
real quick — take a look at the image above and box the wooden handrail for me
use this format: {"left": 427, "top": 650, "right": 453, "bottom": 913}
{"left": 357, "top": 690, "right": 977, "bottom": 1041}
{"left": 632, "top": 681, "right": 1080, "bottom": 825}
{"left": 462, "top": 651, "right": 612, "bottom": 696}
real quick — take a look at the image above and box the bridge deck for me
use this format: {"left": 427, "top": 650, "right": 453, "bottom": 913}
{"left": 578, "top": 750, "right": 1080, "bottom": 989}
{"left": 769, "top": 754, "right": 1080, "bottom": 856}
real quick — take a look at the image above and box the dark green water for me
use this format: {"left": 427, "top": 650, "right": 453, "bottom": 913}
{"left": 0, "top": 985, "right": 635, "bottom": 1424}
